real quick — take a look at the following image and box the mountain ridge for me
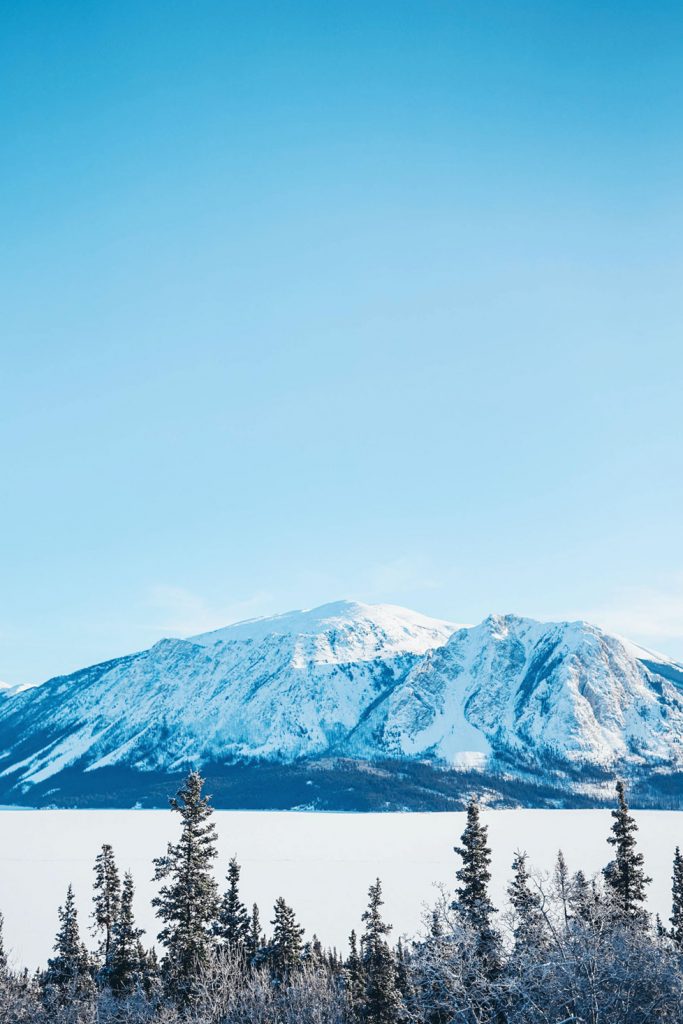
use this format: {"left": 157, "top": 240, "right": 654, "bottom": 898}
{"left": 0, "top": 600, "right": 682, "bottom": 809}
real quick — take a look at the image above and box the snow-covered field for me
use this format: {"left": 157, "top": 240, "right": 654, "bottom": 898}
{"left": 0, "top": 809, "right": 680, "bottom": 970}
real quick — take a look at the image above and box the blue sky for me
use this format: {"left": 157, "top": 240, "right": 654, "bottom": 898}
{"left": 2, "top": 1, "right": 683, "bottom": 683}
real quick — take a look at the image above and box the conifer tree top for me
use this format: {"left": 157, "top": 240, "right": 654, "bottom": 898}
{"left": 603, "top": 780, "right": 651, "bottom": 923}
{"left": 453, "top": 798, "right": 496, "bottom": 922}
{"left": 152, "top": 770, "right": 220, "bottom": 997}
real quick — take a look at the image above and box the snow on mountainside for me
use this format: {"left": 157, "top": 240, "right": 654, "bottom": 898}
{"left": 190, "top": 600, "right": 456, "bottom": 651}
{"left": 0, "top": 602, "right": 456, "bottom": 791}
{"left": 0, "top": 601, "right": 682, "bottom": 808}
{"left": 350, "top": 614, "right": 683, "bottom": 773}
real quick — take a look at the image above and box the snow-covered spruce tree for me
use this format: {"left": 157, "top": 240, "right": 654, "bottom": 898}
{"left": 345, "top": 928, "right": 365, "bottom": 1012}
{"left": 360, "top": 878, "right": 404, "bottom": 1024}
{"left": 452, "top": 798, "right": 499, "bottom": 966}
{"left": 91, "top": 842, "right": 121, "bottom": 966}
{"left": 670, "top": 845, "right": 683, "bottom": 949}
{"left": 395, "top": 937, "right": 411, "bottom": 1001}
{"left": 214, "top": 856, "right": 250, "bottom": 958}
{"left": 603, "top": 780, "right": 651, "bottom": 924}
{"left": 570, "top": 868, "right": 594, "bottom": 922}
{"left": 269, "top": 897, "right": 305, "bottom": 982}
{"left": 44, "top": 884, "right": 93, "bottom": 997}
{"left": 302, "top": 933, "right": 324, "bottom": 966}
{"left": 139, "top": 943, "right": 161, "bottom": 999}
{"left": 245, "top": 902, "right": 264, "bottom": 966}
{"left": 507, "top": 849, "right": 547, "bottom": 951}
{"left": 553, "top": 849, "right": 572, "bottom": 932}
{"left": 152, "top": 770, "right": 219, "bottom": 999}
{"left": 108, "top": 871, "right": 145, "bottom": 996}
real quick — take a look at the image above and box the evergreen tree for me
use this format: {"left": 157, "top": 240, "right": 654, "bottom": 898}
{"left": 269, "top": 897, "right": 305, "bottom": 981}
{"left": 553, "top": 850, "right": 572, "bottom": 932}
{"left": 303, "top": 933, "right": 324, "bottom": 965}
{"left": 152, "top": 770, "right": 219, "bottom": 998}
{"left": 603, "top": 781, "right": 651, "bottom": 923}
{"left": 328, "top": 945, "right": 342, "bottom": 974}
{"left": 345, "top": 928, "right": 365, "bottom": 1011}
{"left": 108, "top": 872, "right": 145, "bottom": 996}
{"left": 245, "top": 902, "right": 263, "bottom": 965}
{"left": 507, "top": 850, "right": 546, "bottom": 950}
{"left": 395, "top": 937, "right": 410, "bottom": 999}
{"left": 570, "top": 869, "right": 593, "bottom": 922}
{"left": 44, "top": 885, "right": 92, "bottom": 994}
{"left": 91, "top": 843, "right": 121, "bottom": 964}
{"left": 452, "top": 798, "right": 499, "bottom": 963}
{"left": 670, "top": 845, "right": 683, "bottom": 949}
{"left": 214, "top": 856, "right": 250, "bottom": 957}
{"left": 360, "top": 879, "right": 404, "bottom": 1024}
{"left": 138, "top": 945, "right": 160, "bottom": 999}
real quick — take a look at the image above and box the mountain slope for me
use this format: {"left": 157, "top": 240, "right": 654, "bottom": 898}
{"left": 0, "top": 601, "right": 456, "bottom": 792}
{"left": 1, "top": 602, "right": 682, "bottom": 808}
{"left": 351, "top": 614, "right": 683, "bottom": 774}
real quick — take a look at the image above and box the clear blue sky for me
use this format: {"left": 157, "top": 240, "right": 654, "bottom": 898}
{"left": 2, "top": 1, "right": 683, "bottom": 683}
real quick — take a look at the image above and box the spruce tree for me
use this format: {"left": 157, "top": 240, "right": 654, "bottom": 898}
{"left": 395, "top": 937, "right": 410, "bottom": 999}
{"left": 214, "top": 856, "right": 250, "bottom": 957}
{"left": 452, "top": 798, "right": 498, "bottom": 962}
{"left": 138, "top": 945, "right": 160, "bottom": 999}
{"left": 92, "top": 843, "right": 121, "bottom": 964}
{"left": 570, "top": 869, "right": 593, "bottom": 922}
{"left": 507, "top": 850, "right": 546, "bottom": 950}
{"left": 602, "top": 781, "right": 651, "bottom": 923}
{"left": 44, "top": 885, "right": 92, "bottom": 994}
{"left": 360, "top": 879, "right": 403, "bottom": 1024}
{"left": 670, "top": 845, "right": 683, "bottom": 949}
{"left": 108, "top": 872, "right": 145, "bottom": 996}
{"left": 246, "top": 902, "right": 263, "bottom": 966}
{"left": 152, "top": 770, "right": 219, "bottom": 998}
{"left": 553, "top": 850, "right": 571, "bottom": 932}
{"left": 303, "top": 933, "right": 324, "bottom": 965}
{"left": 269, "top": 897, "right": 305, "bottom": 981}
{"left": 345, "top": 929, "right": 365, "bottom": 1011}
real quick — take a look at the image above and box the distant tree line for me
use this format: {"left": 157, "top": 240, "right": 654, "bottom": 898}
{"left": 0, "top": 772, "right": 682, "bottom": 1022}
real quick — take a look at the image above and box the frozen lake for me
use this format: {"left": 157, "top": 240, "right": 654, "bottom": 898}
{"left": 0, "top": 808, "right": 681, "bottom": 969}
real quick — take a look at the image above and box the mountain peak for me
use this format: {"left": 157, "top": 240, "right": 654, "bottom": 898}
{"left": 189, "top": 599, "right": 458, "bottom": 649}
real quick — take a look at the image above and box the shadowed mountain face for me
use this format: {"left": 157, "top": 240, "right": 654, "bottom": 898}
{"left": 1, "top": 601, "right": 682, "bottom": 809}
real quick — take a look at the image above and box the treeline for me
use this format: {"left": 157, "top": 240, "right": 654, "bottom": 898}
{"left": 0, "top": 773, "right": 683, "bottom": 1022}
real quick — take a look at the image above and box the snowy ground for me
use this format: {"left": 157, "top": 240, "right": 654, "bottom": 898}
{"left": 0, "top": 808, "right": 681, "bottom": 970}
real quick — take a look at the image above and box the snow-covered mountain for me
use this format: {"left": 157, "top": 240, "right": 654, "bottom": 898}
{"left": 349, "top": 614, "right": 683, "bottom": 774}
{"left": 0, "top": 602, "right": 455, "bottom": 793}
{"left": 0, "top": 601, "right": 682, "bottom": 808}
